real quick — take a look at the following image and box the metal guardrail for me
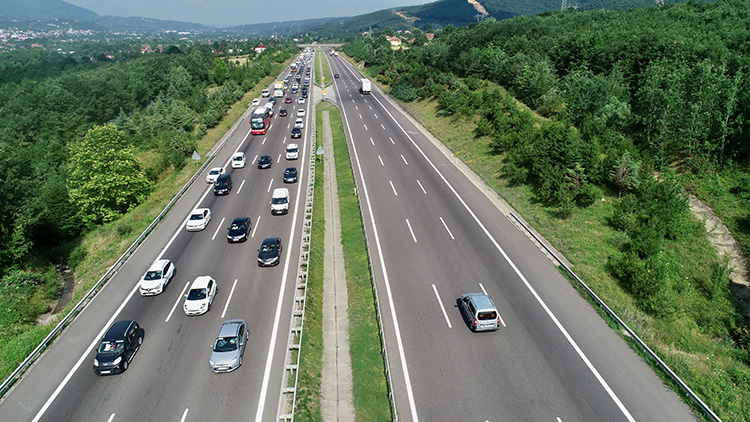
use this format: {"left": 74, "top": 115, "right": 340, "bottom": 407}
{"left": 0, "top": 106, "right": 250, "bottom": 399}
{"left": 276, "top": 92, "right": 317, "bottom": 422}
{"left": 509, "top": 212, "right": 722, "bottom": 422}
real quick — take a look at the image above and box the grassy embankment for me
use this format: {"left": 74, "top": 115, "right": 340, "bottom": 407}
{"left": 0, "top": 70, "right": 283, "bottom": 384}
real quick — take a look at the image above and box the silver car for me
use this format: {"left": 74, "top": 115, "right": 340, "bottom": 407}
{"left": 209, "top": 319, "right": 248, "bottom": 373}
{"left": 459, "top": 293, "right": 501, "bottom": 332}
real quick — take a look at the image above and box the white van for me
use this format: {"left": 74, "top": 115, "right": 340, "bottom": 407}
{"left": 270, "top": 188, "right": 290, "bottom": 215}
{"left": 285, "top": 143, "right": 299, "bottom": 160}
{"left": 261, "top": 89, "right": 270, "bottom": 98}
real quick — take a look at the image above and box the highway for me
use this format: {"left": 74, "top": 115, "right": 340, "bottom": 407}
{"left": 0, "top": 53, "right": 316, "bottom": 422}
{"left": 326, "top": 52, "right": 698, "bottom": 421}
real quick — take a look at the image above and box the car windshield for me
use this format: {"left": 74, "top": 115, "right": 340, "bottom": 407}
{"left": 233, "top": 156, "right": 242, "bottom": 161}
{"left": 260, "top": 244, "right": 276, "bottom": 253}
{"left": 189, "top": 213, "right": 204, "bottom": 220}
{"left": 209, "top": 169, "right": 220, "bottom": 175}
{"left": 213, "top": 336, "right": 238, "bottom": 352}
{"left": 144, "top": 270, "right": 162, "bottom": 281}
{"left": 260, "top": 156, "right": 270, "bottom": 162}
{"left": 272, "top": 197, "right": 287, "bottom": 204}
{"left": 98, "top": 340, "right": 124, "bottom": 354}
{"left": 230, "top": 223, "right": 243, "bottom": 230}
{"left": 187, "top": 288, "right": 207, "bottom": 300}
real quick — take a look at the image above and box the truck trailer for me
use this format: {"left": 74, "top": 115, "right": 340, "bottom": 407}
{"left": 360, "top": 79, "right": 371, "bottom": 95}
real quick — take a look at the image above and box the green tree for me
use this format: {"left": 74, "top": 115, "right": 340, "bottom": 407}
{"left": 68, "top": 125, "right": 152, "bottom": 227}
{"left": 209, "top": 58, "right": 229, "bottom": 85}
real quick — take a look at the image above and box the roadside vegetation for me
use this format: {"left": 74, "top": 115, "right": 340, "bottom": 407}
{"left": 0, "top": 40, "right": 298, "bottom": 385}
{"left": 341, "top": 1, "right": 750, "bottom": 420}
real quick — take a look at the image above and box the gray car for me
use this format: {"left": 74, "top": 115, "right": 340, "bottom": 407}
{"left": 209, "top": 319, "right": 248, "bottom": 373}
{"left": 459, "top": 293, "right": 501, "bottom": 332}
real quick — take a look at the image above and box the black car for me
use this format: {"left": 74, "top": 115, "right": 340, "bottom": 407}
{"left": 93, "top": 320, "right": 144, "bottom": 375}
{"left": 227, "top": 217, "right": 252, "bottom": 243}
{"left": 258, "top": 155, "right": 272, "bottom": 169}
{"left": 213, "top": 173, "right": 232, "bottom": 195}
{"left": 291, "top": 127, "right": 302, "bottom": 139}
{"left": 257, "top": 237, "right": 283, "bottom": 267}
{"left": 304, "top": 81, "right": 310, "bottom": 86}
{"left": 268, "top": 96, "right": 276, "bottom": 104}
{"left": 334, "top": 73, "right": 340, "bottom": 79}
{"left": 283, "top": 167, "right": 298, "bottom": 183}
{"left": 302, "top": 92, "right": 308, "bottom": 99}
{"left": 279, "top": 108, "right": 288, "bottom": 117}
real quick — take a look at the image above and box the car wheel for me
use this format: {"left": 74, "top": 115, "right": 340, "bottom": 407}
{"left": 122, "top": 360, "right": 128, "bottom": 371}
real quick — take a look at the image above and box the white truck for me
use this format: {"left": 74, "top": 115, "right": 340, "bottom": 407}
{"left": 360, "top": 78, "right": 371, "bottom": 95}
{"left": 273, "top": 81, "right": 284, "bottom": 98}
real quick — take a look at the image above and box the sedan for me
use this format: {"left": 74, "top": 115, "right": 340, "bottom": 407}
{"left": 258, "top": 155, "right": 273, "bottom": 169}
{"left": 138, "top": 259, "right": 175, "bottom": 296}
{"left": 231, "top": 152, "right": 246, "bottom": 168}
{"left": 279, "top": 108, "right": 288, "bottom": 117}
{"left": 294, "top": 118, "right": 304, "bottom": 129}
{"left": 209, "top": 319, "right": 248, "bottom": 373}
{"left": 183, "top": 276, "right": 217, "bottom": 316}
{"left": 291, "top": 87, "right": 298, "bottom": 94}
{"left": 257, "top": 237, "right": 283, "bottom": 267}
{"left": 284, "top": 97, "right": 292, "bottom": 104}
{"left": 291, "top": 127, "right": 302, "bottom": 139}
{"left": 186, "top": 208, "right": 211, "bottom": 231}
{"left": 297, "top": 109, "right": 306, "bottom": 117}
{"left": 297, "top": 97, "right": 305, "bottom": 104}
{"left": 227, "top": 217, "right": 252, "bottom": 243}
{"left": 206, "top": 167, "right": 224, "bottom": 184}
{"left": 334, "top": 73, "right": 340, "bottom": 79}
{"left": 283, "top": 167, "right": 298, "bottom": 183}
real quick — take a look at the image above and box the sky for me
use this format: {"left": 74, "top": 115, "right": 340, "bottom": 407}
{"left": 64, "top": 0, "right": 430, "bottom": 28}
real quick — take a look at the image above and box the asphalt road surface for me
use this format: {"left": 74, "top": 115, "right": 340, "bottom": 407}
{"left": 326, "top": 52, "right": 697, "bottom": 422}
{"left": 0, "top": 53, "right": 316, "bottom": 422}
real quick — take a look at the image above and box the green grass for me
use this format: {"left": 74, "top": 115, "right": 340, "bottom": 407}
{"left": 315, "top": 49, "right": 332, "bottom": 88}
{"left": 395, "top": 95, "right": 750, "bottom": 421}
{"left": 295, "top": 113, "right": 325, "bottom": 422}
{"left": 322, "top": 101, "right": 391, "bottom": 421}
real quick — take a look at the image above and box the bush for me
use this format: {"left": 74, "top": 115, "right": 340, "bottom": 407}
{"left": 391, "top": 82, "right": 418, "bottom": 102}
{"left": 576, "top": 183, "right": 602, "bottom": 207}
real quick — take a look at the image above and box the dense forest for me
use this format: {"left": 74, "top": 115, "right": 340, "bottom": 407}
{"left": 0, "top": 40, "right": 297, "bottom": 329}
{"left": 344, "top": 0, "right": 750, "bottom": 418}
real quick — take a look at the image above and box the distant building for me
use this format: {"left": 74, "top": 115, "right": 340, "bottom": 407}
{"left": 255, "top": 44, "right": 266, "bottom": 54}
{"left": 386, "top": 36, "right": 401, "bottom": 47}
{"left": 426, "top": 33, "right": 435, "bottom": 41}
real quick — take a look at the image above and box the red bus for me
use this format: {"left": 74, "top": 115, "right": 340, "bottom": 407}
{"left": 250, "top": 106, "right": 271, "bottom": 135}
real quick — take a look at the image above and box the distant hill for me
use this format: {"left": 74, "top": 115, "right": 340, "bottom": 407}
{"left": 225, "top": 17, "right": 340, "bottom": 36}
{"left": 1, "top": 0, "right": 98, "bottom": 21}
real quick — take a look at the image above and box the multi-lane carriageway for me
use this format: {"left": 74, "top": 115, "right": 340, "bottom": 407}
{"left": 0, "top": 48, "right": 698, "bottom": 422}
{"left": 0, "top": 54, "right": 315, "bottom": 422}
{"left": 325, "top": 53, "right": 697, "bottom": 421}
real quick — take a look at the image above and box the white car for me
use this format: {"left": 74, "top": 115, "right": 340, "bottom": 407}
{"left": 285, "top": 143, "right": 299, "bottom": 160}
{"left": 252, "top": 98, "right": 260, "bottom": 107}
{"left": 231, "top": 152, "right": 246, "bottom": 168}
{"left": 261, "top": 89, "right": 270, "bottom": 98}
{"left": 206, "top": 167, "right": 224, "bottom": 184}
{"left": 138, "top": 259, "right": 175, "bottom": 296}
{"left": 297, "top": 109, "right": 305, "bottom": 117}
{"left": 297, "top": 97, "right": 305, "bottom": 104}
{"left": 183, "top": 276, "right": 217, "bottom": 316}
{"left": 186, "top": 208, "right": 211, "bottom": 231}
{"left": 294, "top": 118, "right": 304, "bottom": 129}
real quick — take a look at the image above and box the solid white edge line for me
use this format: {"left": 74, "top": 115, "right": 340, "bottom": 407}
{"left": 211, "top": 217, "right": 225, "bottom": 241}
{"left": 221, "top": 279, "right": 239, "bottom": 318}
{"left": 432, "top": 284, "right": 452, "bottom": 329}
{"left": 165, "top": 281, "right": 191, "bottom": 323}
{"left": 253, "top": 99, "right": 309, "bottom": 422}
{"left": 371, "top": 92, "right": 637, "bottom": 422}
{"left": 180, "top": 408, "right": 189, "bottom": 422}
{"left": 334, "top": 64, "right": 420, "bottom": 420}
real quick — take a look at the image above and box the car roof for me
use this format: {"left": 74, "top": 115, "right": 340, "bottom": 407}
{"left": 190, "top": 275, "right": 213, "bottom": 289}
{"left": 148, "top": 259, "right": 170, "bottom": 271}
{"left": 272, "top": 188, "right": 289, "bottom": 196}
{"left": 285, "top": 166, "right": 297, "bottom": 171}
{"left": 231, "top": 217, "right": 249, "bottom": 224}
{"left": 260, "top": 155, "right": 271, "bottom": 160}
{"left": 463, "top": 293, "right": 496, "bottom": 310}
{"left": 192, "top": 208, "right": 209, "bottom": 214}
{"left": 216, "top": 173, "right": 231, "bottom": 181}
{"left": 218, "top": 319, "right": 246, "bottom": 337}
{"left": 261, "top": 237, "right": 280, "bottom": 245}
{"left": 232, "top": 152, "right": 244, "bottom": 157}
{"left": 103, "top": 320, "right": 135, "bottom": 340}
{"left": 288, "top": 143, "right": 298, "bottom": 148}
{"left": 209, "top": 167, "right": 222, "bottom": 172}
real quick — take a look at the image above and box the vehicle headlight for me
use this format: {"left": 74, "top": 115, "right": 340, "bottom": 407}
{"left": 93, "top": 359, "right": 99, "bottom": 367}
{"left": 113, "top": 357, "right": 122, "bottom": 365}
{"left": 209, "top": 358, "right": 215, "bottom": 367}
{"left": 200, "top": 304, "right": 206, "bottom": 310}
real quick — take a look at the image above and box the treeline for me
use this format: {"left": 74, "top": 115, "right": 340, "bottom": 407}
{"left": 342, "top": 0, "right": 749, "bottom": 316}
{"left": 0, "top": 40, "right": 297, "bottom": 282}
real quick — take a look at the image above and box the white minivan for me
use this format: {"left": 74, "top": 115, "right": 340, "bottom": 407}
{"left": 285, "top": 143, "right": 299, "bottom": 160}
{"left": 270, "top": 188, "right": 290, "bottom": 215}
